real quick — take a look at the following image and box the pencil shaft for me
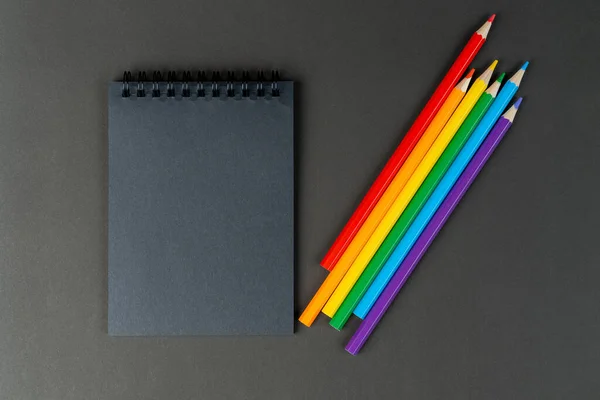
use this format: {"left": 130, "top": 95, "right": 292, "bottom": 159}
{"left": 325, "top": 80, "right": 469, "bottom": 275}
{"left": 319, "top": 18, "right": 492, "bottom": 271}
{"left": 299, "top": 79, "right": 470, "bottom": 327}
{"left": 329, "top": 87, "right": 497, "bottom": 330}
{"left": 323, "top": 67, "right": 493, "bottom": 317}
{"left": 346, "top": 112, "right": 516, "bottom": 355}
{"left": 354, "top": 65, "right": 526, "bottom": 318}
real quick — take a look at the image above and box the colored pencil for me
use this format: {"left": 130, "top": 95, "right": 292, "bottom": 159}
{"left": 330, "top": 73, "right": 505, "bottom": 330}
{"left": 354, "top": 63, "right": 528, "bottom": 318}
{"left": 314, "top": 71, "right": 473, "bottom": 315}
{"left": 319, "top": 16, "right": 495, "bottom": 271}
{"left": 346, "top": 98, "right": 523, "bottom": 355}
{"left": 298, "top": 72, "right": 473, "bottom": 327}
{"left": 322, "top": 62, "right": 498, "bottom": 318}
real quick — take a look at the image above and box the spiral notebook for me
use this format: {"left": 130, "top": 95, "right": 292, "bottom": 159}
{"left": 108, "top": 71, "right": 294, "bottom": 336}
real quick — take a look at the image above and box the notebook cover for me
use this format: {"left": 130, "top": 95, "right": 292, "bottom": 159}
{"left": 108, "top": 82, "right": 294, "bottom": 336}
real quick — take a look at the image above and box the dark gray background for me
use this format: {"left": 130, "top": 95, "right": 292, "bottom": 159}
{"left": 0, "top": 0, "right": 598, "bottom": 398}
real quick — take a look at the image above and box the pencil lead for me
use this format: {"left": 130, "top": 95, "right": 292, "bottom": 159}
{"left": 508, "top": 64, "right": 528, "bottom": 87}
{"left": 488, "top": 14, "right": 496, "bottom": 23}
{"left": 485, "top": 73, "right": 503, "bottom": 97}
{"left": 476, "top": 16, "right": 494, "bottom": 38}
{"left": 496, "top": 72, "right": 506, "bottom": 83}
{"left": 502, "top": 97, "right": 522, "bottom": 122}
{"left": 479, "top": 62, "right": 497, "bottom": 84}
{"left": 513, "top": 97, "right": 523, "bottom": 109}
{"left": 521, "top": 61, "right": 529, "bottom": 71}
{"left": 458, "top": 69, "right": 475, "bottom": 91}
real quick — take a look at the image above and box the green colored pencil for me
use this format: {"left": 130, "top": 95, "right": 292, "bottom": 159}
{"left": 329, "top": 73, "right": 505, "bottom": 330}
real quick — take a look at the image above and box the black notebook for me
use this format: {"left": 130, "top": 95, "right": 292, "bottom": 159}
{"left": 108, "top": 71, "right": 294, "bottom": 336}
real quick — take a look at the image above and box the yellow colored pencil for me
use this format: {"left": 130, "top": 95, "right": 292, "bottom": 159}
{"left": 298, "top": 70, "right": 474, "bottom": 327}
{"left": 322, "top": 61, "right": 497, "bottom": 317}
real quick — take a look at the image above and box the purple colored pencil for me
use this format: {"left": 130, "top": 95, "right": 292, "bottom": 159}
{"left": 346, "top": 98, "right": 523, "bottom": 355}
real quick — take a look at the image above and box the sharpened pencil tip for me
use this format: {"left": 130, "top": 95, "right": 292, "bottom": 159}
{"left": 521, "top": 61, "right": 529, "bottom": 70}
{"left": 476, "top": 15, "right": 494, "bottom": 38}
{"left": 457, "top": 68, "right": 475, "bottom": 91}
{"left": 496, "top": 72, "right": 506, "bottom": 83}
{"left": 514, "top": 97, "right": 523, "bottom": 109}
{"left": 489, "top": 60, "right": 498, "bottom": 70}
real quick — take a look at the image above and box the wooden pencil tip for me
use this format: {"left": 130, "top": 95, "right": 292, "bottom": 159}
{"left": 514, "top": 97, "right": 523, "bottom": 109}
{"left": 476, "top": 17, "right": 493, "bottom": 38}
{"left": 478, "top": 61, "right": 497, "bottom": 84}
{"left": 488, "top": 14, "right": 496, "bottom": 23}
{"left": 502, "top": 97, "right": 522, "bottom": 122}
{"left": 458, "top": 69, "right": 474, "bottom": 91}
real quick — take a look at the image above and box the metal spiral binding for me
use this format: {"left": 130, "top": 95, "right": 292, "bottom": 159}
{"left": 167, "top": 71, "right": 176, "bottom": 97}
{"left": 242, "top": 71, "right": 250, "bottom": 98}
{"left": 257, "top": 71, "right": 265, "bottom": 97}
{"left": 271, "top": 70, "right": 280, "bottom": 97}
{"left": 227, "top": 71, "right": 235, "bottom": 97}
{"left": 152, "top": 71, "right": 162, "bottom": 97}
{"left": 197, "top": 71, "right": 207, "bottom": 97}
{"left": 137, "top": 72, "right": 146, "bottom": 97}
{"left": 211, "top": 72, "right": 221, "bottom": 97}
{"left": 122, "top": 71, "right": 132, "bottom": 97}
{"left": 121, "top": 70, "right": 283, "bottom": 99}
{"left": 182, "top": 71, "right": 192, "bottom": 97}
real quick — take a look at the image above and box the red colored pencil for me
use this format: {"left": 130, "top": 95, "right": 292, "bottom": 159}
{"left": 320, "top": 15, "right": 495, "bottom": 271}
